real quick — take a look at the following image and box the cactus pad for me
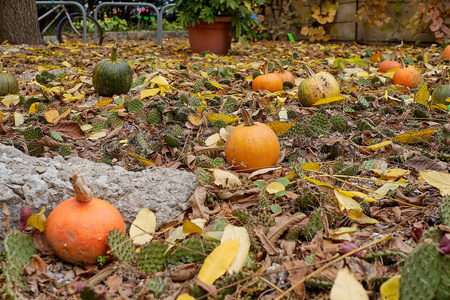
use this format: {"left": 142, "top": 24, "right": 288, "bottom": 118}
{"left": 440, "top": 197, "right": 450, "bottom": 226}
{"left": 107, "top": 229, "right": 136, "bottom": 263}
{"left": 137, "top": 241, "right": 168, "bottom": 274}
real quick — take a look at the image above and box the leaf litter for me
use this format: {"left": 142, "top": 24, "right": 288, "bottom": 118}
{"left": 1, "top": 38, "right": 450, "bottom": 299}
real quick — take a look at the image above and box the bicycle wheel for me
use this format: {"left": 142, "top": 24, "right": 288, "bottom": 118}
{"left": 57, "top": 13, "right": 103, "bottom": 45}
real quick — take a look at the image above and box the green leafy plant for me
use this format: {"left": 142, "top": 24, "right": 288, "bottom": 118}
{"left": 98, "top": 17, "right": 129, "bottom": 32}
{"left": 174, "top": 0, "right": 266, "bottom": 44}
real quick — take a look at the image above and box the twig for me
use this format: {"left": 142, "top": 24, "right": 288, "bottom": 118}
{"left": 274, "top": 234, "right": 393, "bottom": 299}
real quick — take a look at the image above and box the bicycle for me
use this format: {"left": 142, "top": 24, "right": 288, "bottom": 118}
{"left": 38, "top": 0, "right": 103, "bottom": 45}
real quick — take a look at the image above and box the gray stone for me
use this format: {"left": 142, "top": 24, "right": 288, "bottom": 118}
{"left": 0, "top": 144, "right": 197, "bottom": 233}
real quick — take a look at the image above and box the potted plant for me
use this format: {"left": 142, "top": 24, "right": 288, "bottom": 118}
{"left": 174, "top": 0, "right": 265, "bottom": 55}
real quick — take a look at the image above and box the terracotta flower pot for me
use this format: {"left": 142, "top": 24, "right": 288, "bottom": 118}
{"left": 187, "top": 16, "right": 232, "bottom": 55}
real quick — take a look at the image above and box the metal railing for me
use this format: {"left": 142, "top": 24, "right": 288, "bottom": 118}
{"left": 93, "top": 2, "right": 175, "bottom": 45}
{"left": 36, "top": 1, "right": 87, "bottom": 43}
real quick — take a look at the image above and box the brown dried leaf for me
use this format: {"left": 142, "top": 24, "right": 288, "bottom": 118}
{"left": 405, "top": 156, "right": 445, "bottom": 172}
{"left": 267, "top": 213, "right": 307, "bottom": 244}
{"left": 52, "top": 120, "right": 86, "bottom": 139}
{"left": 253, "top": 225, "right": 279, "bottom": 255}
{"left": 283, "top": 260, "right": 312, "bottom": 299}
{"left": 188, "top": 186, "right": 209, "bottom": 219}
{"left": 35, "top": 136, "right": 63, "bottom": 148}
{"left": 30, "top": 254, "right": 47, "bottom": 273}
{"left": 194, "top": 146, "right": 223, "bottom": 158}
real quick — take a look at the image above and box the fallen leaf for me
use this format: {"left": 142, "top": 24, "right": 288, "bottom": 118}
{"left": 197, "top": 238, "right": 239, "bottom": 285}
{"left": 26, "top": 207, "right": 46, "bottom": 232}
{"left": 330, "top": 267, "right": 369, "bottom": 300}
{"left": 129, "top": 208, "right": 156, "bottom": 245}
{"left": 380, "top": 275, "right": 401, "bottom": 300}
{"left": 420, "top": 170, "right": 450, "bottom": 196}
{"left": 221, "top": 224, "right": 250, "bottom": 274}
{"left": 213, "top": 169, "right": 242, "bottom": 188}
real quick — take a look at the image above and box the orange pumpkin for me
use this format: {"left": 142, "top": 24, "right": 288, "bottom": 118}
{"left": 225, "top": 110, "right": 280, "bottom": 171}
{"left": 378, "top": 44, "right": 401, "bottom": 73}
{"left": 378, "top": 60, "right": 401, "bottom": 73}
{"left": 252, "top": 61, "right": 283, "bottom": 93}
{"left": 443, "top": 45, "right": 450, "bottom": 60}
{"left": 45, "top": 173, "right": 125, "bottom": 265}
{"left": 273, "top": 59, "right": 295, "bottom": 84}
{"left": 392, "top": 58, "right": 421, "bottom": 88}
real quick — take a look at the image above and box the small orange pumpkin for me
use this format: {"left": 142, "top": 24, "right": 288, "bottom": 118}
{"left": 225, "top": 110, "right": 280, "bottom": 171}
{"left": 443, "top": 45, "right": 450, "bottom": 60}
{"left": 45, "top": 173, "right": 125, "bottom": 265}
{"left": 252, "top": 61, "right": 283, "bottom": 93}
{"left": 378, "top": 60, "right": 401, "bottom": 73}
{"left": 378, "top": 44, "right": 401, "bottom": 73}
{"left": 392, "top": 58, "right": 421, "bottom": 88}
{"left": 273, "top": 59, "right": 295, "bottom": 84}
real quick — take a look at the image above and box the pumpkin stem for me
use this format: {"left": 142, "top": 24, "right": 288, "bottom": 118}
{"left": 390, "top": 41, "right": 403, "bottom": 61}
{"left": 241, "top": 109, "right": 255, "bottom": 127}
{"left": 110, "top": 44, "right": 118, "bottom": 63}
{"left": 303, "top": 64, "right": 315, "bottom": 78}
{"left": 274, "top": 59, "right": 285, "bottom": 74}
{"left": 399, "top": 57, "right": 405, "bottom": 69}
{"left": 70, "top": 173, "right": 93, "bottom": 203}
{"left": 262, "top": 60, "right": 269, "bottom": 75}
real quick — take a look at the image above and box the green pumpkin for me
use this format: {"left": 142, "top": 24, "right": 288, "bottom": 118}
{"left": 0, "top": 64, "right": 19, "bottom": 96}
{"left": 92, "top": 44, "right": 132, "bottom": 97}
{"left": 298, "top": 65, "right": 340, "bottom": 107}
{"left": 431, "top": 84, "right": 450, "bottom": 107}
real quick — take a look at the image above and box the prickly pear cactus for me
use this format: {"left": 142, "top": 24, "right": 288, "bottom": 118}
{"left": 399, "top": 242, "right": 441, "bottom": 300}
{"left": 307, "top": 113, "right": 331, "bottom": 137}
{"left": 440, "top": 197, "right": 450, "bottom": 226}
{"left": 137, "top": 241, "right": 168, "bottom": 274}
{"left": 435, "top": 255, "right": 450, "bottom": 300}
{"left": 330, "top": 115, "right": 349, "bottom": 133}
{"left": 305, "top": 208, "right": 324, "bottom": 240}
{"left": 172, "top": 238, "right": 209, "bottom": 263}
{"left": 124, "top": 98, "right": 144, "bottom": 112}
{"left": 421, "top": 226, "right": 444, "bottom": 243}
{"left": 3, "top": 230, "right": 37, "bottom": 289}
{"left": 284, "top": 122, "right": 307, "bottom": 138}
{"left": 107, "top": 229, "right": 136, "bottom": 263}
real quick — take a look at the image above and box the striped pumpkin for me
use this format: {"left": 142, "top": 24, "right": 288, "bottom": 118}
{"left": 0, "top": 64, "right": 19, "bottom": 96}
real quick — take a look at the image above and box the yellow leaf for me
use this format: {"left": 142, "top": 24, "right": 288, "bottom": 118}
{"left": 266, "top": 182, "right": 285, "bottom": 194}
{"left": 366, "top": 141, "right": 392, "bottom": 150}
{"left": 202, "top": 231, "right": 224, "bottom": 242}
{"left": 182, "top": 219, "right": 204, "bottom": 234}
{"left": 37, "top": 66, "right": 46, "bottom": 72}
{"left": 380, "top": 275, "right": 401, "bottom": 300}
{"left": 44, "top": 110, "right": 60, "bottom": 123}
{"left": 61, "top": 61, "right": 72, "bottom": 68}
{"left": 95, "top": 98, "right": 113, "bottom": 107}
{"left": 205, "top": 133, "right": 222, "bottom": 147}
{"left": 150, "top": 75, "right": 170, "bottom": 86}
{"left": 188, "top": 113, "right": 202, "bottom": 126}
{"left": 14, "top": 112, "right": 24, "bottom": 127}
{"left": 28, "top": 102, "right": 40, "bottom": 115}
{"left": 130, "top": 208, "right": 156, "bottom": 245}
{"left": 128, "top": 153, "right": 154, "bottom": 165}
{"left": 348, "top": 209, "right": 378, "bottom": 224}
{"left": 213, "top": 169, "right": 242, "bottom": 188}
{"left": 66, "top": 83, "right": 83, "bottom": 94}
{"left": 221, "top": 224, "right": 250, "bottom": 274}
{"left": 371, "top": 182, "right": 407, "bottom": 200}
{"left": 207, "top": 113, "right": 240, "bottom": 124}
{"left": 200, "top": 71, "right": 210, "bottom": 79}
{"left": 26, "top": 207, "right": 46, "bottom": 232}
{"left": 392, "top": 127, "right": 438, "bottom": 144}
{"left": 303, "top": 175, "right": 335, "bottom": 189}
{"left": 330, "top": 224, "right": 358, "bottom": 235}
{"left": 420, "top": 170, "right": 450, "bottom": 196}
{"left": 33, "top": 81, "right": 53, "bottom": 95}
{"left": 301, "top": 162, "right": 320, "bottom": 171}
{"left": 265, "top": 121, "right": 295, "bottom": 136}
{"left": 176, "top": 294, "right": 196, "bottom": 300}
{"left": 209, "top": 80, "right": 224, "bottom": 90}
{"left": 1, "top": 94, "right": 20, "bottom": 107}
{"left": 330, "top": 267, "right": 369, "bottom": 300}
{"left": 197, "top": 239, "right": 239, "bottom": 285}
{"left": 371, "top": 168, "right": 410, "bottom": 179}
{"left": 414, "top": 83, "right": 429, "bottom": 107}
{"left": 334, "top": 190, "right": 361, "bottom": 211}
{"left": 87, "top": 131, "right": 106, "bottom": 140}
{"left": 313, "top": 95, "right": 345, "bottom": 106}
{"left": 140, "top": 88, "right": 160, "bottom": 99}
